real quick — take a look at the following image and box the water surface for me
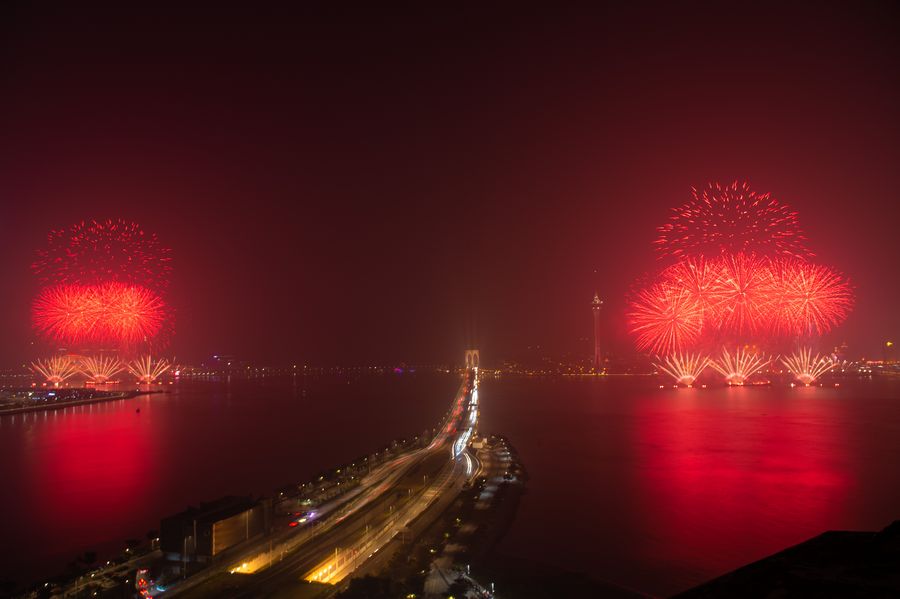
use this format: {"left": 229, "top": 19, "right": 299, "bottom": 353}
{"left": 3, "top": 374, "right": 899, "bottom": 597}
{"left": 478, "top": 376, "right": 900, "bottom": 596}
{"left": 0, "top": 373, "right": 456, "bottom": 585}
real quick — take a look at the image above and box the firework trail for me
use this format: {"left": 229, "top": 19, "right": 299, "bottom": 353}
{"left": 31, "top": 356, "right": 80, "bottom": 386}
{"left": 79, "top": 355, "right": 126, "bottom": 383}
{"left": 33, "top": 218, "right": 172, "bottom": 291}
{"left": 781, "top": 347, "right": 834, "bottom": 385}
{"left": 709, "top": 347, "right": 770, "bottom": 384}
{"left": 128, "top": 355, "right": 171, "bottom": 383}
{"left": 655, "top": 181, "right": 809, "bottom": 259}
{"left": 654, "top": 352, "right": 710, "bottom": 386}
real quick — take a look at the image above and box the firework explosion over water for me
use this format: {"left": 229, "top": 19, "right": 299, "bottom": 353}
{"left": 628, "top": 182, "right": 853, "bottom": 359}
{"left": 31, "top": 219, "right": 173, "bottom": 351}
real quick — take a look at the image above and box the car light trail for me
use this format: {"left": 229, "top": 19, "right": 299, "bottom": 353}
{"left": 454, "top": 426, "right": 473, "bottom": 458}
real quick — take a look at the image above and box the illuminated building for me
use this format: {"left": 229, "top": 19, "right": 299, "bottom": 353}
{"left": 160, "top": 496, "right": 271, "bottom": 564}
{"left": 592, "top": 292, "right": 604, "bottom": 371}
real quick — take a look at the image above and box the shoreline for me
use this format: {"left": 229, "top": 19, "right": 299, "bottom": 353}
{"left": 0, "top": 389, "right": 164, "bottom": 416}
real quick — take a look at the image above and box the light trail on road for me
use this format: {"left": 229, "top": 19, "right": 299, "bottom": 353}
{"left": 168, "top": 368, "right": 481, "bottom": 598}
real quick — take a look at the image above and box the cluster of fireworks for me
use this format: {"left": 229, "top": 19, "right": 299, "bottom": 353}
{"left": 32, "top": 283, "right": 166, "bottom": 345}
{"left": 30, "top": 219, "right": 173, "bottom": 350}
{"left": 629, "top": 253, "right": 852, "bottom": 354}
{"left": 28, "top": 219, "right": 175, "bottom": 387}
{"left": 630, "top": 182, "right": 853, "bottom": 386}
{"left": 653, "top": 348, "right": 835, "bottom": 387}
{"left": 30, "top": 355, "right": 171, "bottom": 387}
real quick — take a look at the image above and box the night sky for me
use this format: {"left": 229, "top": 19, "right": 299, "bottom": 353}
{"left": 1, "top": 3, "right": 898, "bottom": 365}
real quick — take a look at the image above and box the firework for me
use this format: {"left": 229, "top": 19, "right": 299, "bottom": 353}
{"left": 128, "top": 355, "right": 171, "bottom": 383}
{"left": 660, "top": 256, "right": 726, "bottom": 322}
{"left": 630, "top": 252, "right": 853, "bottom": 353}
{"left": 627, "top": 282, "right": 704, "bottom": 355}
{"left": 781, "top": 347, "right": 834, "bottom": 385}
{"left": 655, "top": 181, "right": 809, "bottom": 259}
{"left": 33, "top": 218, "right": 172, "bottom": 291}
{"left": 31, "top": 356, "right": 80, "bottom": 386}
{"left": 654, "top": 352, "right": 709, "bottom": 386}
{"left": 633, "top": 181, "right": 853, "bottom": 360}
{"left": 707, "top": 252, "right": 774, "bottom": 336}
{"left": 101, "top": 284, "right": 167, "bottom": 344}
{"left": 32, "top": 282, "right": 168, "bottom": 346}
{"left": 772, "top": 260, "right": 853, "bottom": 337}
{"left": 31, "top": 285, "right": 103, "bottom": 344}
{"left": 709, "top": 347, "right": 770, "bottom": 385}
{"left": 79, "top": 355, "right": 125, "bottom": 383}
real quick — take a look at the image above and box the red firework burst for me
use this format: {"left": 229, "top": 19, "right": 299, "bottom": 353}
{"left": 771, "top": 259, "right": 853, "bottom": 337}
{"left": 628, "top": 252, "right": 853, "bottom": 353}
{"left": 659, "top": 256, "right": 725, "bottom": 322}
{"left": 33, "top": 219, "right": 172, "bottom": 290}
{"left": 32, "top": 283, "right": 168, "bottom": 347}
{"left": 655, "top": 182, "right": 810, "bottom": 259}
{"left": 707, "top": 253, "right": 774, "bottom": 337}
{"left": 627, "top": 281, "right": 704, "bottom": 355}
{"left": 32, "top": 285, "right": 103, "bottom": 343}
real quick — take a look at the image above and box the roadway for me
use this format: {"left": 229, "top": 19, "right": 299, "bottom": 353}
{"left": 171, "top": 367, "right": 481, "bottom": 598}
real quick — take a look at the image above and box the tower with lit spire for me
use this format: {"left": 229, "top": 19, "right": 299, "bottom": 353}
{"left": 592, "top": 292, "right": 604, "bottom": 372}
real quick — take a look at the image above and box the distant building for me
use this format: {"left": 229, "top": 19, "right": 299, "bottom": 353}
{"left": 205, "top": 354, "right": 251, "bottom": 373}
{"left": 160, "top": 495, "right": 270, "bottom": 563}
{"left": 833, "top": 341, "right": 849, "bottom": 362}
{"left": 592, "top": 292, "right": 604, "bottom": 371}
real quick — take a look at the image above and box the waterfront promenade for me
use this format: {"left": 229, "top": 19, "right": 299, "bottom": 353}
{"left": 0, "top": 388, "right": 161, "bottom": 416}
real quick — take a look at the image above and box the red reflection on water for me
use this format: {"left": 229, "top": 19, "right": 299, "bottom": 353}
{"left": 21, "top": 401, "right": 158, "bottom": 546}
{"left": 634, "top": 386, "right": 852, "bottom": 590}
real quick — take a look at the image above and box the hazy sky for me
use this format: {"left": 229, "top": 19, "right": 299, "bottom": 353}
{"left": 2, "top": 3, "right": 898, "bottom": 365}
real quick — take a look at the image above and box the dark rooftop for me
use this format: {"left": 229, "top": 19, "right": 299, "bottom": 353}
{"left": 674, "top": 521, "right": 900, "bottom": 598}
{"left": 165, "top": 495, "right": 256, "bottom": 525}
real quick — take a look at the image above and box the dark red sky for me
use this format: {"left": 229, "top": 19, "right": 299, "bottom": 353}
{"left": 1, "top": 3, "right": 898, "bottom": 365}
